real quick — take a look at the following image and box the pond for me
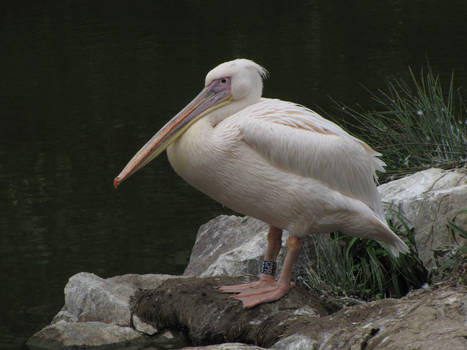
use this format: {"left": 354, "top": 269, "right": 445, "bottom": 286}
{"left": 1, "top": 1, "right": 467, "bottom": 349}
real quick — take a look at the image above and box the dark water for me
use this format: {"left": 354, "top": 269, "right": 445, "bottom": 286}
{"left": 1, "top": 1, "right": 467, "bottom": 348}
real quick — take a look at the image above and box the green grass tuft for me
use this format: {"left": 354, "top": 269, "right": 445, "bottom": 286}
{"left": 432, "top": 209, "right": 467, "bottom": 285}
{"left": 300, "top": 203, "right": 428, "bottom": 302}
{"left": 333, "top": 65, "right": 466, "bottom": 181}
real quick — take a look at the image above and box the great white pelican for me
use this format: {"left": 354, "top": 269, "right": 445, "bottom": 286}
{"left": 114, "top": 58, "right": 409, "bottom": 308}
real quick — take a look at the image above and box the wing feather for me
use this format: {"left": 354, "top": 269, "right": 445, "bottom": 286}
{"left": 235, "top": 99, "right": 386, "bottom": 218}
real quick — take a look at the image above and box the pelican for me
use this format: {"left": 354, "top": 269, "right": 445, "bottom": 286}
{"left": 114, "top": 59, "right": 409, "bottom": 308}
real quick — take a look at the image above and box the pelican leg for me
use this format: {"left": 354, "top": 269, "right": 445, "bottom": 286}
{"left": 219, "top": 226, "right": 282, "bottom": 293}
{"left": 233, "top": 236, "right": 302, "bottom": 308}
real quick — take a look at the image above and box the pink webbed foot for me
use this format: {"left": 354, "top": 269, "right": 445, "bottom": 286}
{"left": 219, "top": 274, "right": 275, "bottom": 293}
{"left": 233, "top": 281, "right": 292, "bottom": 308}
{"left": 220, "top": 274, "right": 295, "bottom": 308}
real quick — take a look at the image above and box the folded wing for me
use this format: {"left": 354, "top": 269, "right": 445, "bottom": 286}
{"left": 236, "top": 99, "right": 386, "bottom": 218}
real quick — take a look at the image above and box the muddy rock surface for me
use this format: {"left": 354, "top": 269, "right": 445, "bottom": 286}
{"left": 273, "top": 282, "right": 467, "bottom": 350}
{"left": 27, "top": 272, "right": 466, "bottom": 349}
{"left": 132, "top": 276, "right": 327, "bottom": 347}
{"left": 133, "top": 277, "right": 466, "bottom": 350}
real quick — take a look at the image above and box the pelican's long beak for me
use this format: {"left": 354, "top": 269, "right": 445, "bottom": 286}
{"left": 113, "top": 78, "right": 232, "bottom": 188}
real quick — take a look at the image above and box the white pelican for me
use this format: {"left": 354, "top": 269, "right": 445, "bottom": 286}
{"left": 114, "top": 59, "right": 409, "bottom": 308}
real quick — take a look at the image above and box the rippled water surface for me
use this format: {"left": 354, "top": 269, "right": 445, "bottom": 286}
{"left": 1, "top": 1, "right": 467, "bottom": 348}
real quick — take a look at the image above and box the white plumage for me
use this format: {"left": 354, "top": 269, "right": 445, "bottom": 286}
{"left": 115, "top": 58, "right": 409, "bottom": 308}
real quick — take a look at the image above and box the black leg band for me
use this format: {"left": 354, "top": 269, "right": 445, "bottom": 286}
{"left": 261, "top": 260, "right": 277, "bottom": 275}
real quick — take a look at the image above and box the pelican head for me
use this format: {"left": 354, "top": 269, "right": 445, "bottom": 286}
{"left": 113, "top": 59, "right": 267, "bottom": 188}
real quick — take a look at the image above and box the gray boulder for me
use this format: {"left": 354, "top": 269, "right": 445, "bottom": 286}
{"left": 51, "top": 272, "right": 181, "bottom": 326}
{"left": 184, "top": 216, "right": 270, "bottom": 277}
{"left": 58, "top": 272, "right": 133, "bottom": 326}
{"left": 272, "top": 283, "right": 467, "bottom": 350}
{"left": 27, "top": 273, "right": 187, "bottom": 349}
{"left": 380, "top": 167, "right": 467, "bottom": 269}
{"left": 183, "top": 216, "right": 314, "bottom": 280}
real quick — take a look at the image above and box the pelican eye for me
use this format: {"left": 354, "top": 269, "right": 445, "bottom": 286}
{"left": 221, "top": 78, "right": 227, "bottom": 83}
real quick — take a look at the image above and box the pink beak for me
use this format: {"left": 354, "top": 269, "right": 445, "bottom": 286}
{"left": 113, "top": 78, "right": 232, "bottom": 188}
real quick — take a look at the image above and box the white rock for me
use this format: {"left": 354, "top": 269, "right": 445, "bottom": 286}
{"left": 184, "top": 216, "right": 269, "bottom": 277}
{"left": 63, "top": 272, "right": 134, "bottom": 326}
{"left": 59, "top": 272, "right": 180, "bottom": 327}
{"left": 379, "top": 168, "right": 467, "bottom": 268}
{"left": 28, "top": 273, "right": 183, "bottom": 348}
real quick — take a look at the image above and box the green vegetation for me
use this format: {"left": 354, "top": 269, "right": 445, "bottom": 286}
{"left": 300, "top": 209, "right": 428, "bottom": 302}
{"left": 432, "top": 209, "right": 467, "bottom": 285}
{"left": 302, "top": 66, "right": 466, "bottom": 301}
{"left": 334, "top": 66, "right": 466, "bottom": 181}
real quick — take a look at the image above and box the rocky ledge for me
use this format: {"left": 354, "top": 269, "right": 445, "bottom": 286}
{"left": 27, "top": 272, "right": 466, "bottom": 350}
{"left": 27, "top": 168, "right": 467, "bottom": 349}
